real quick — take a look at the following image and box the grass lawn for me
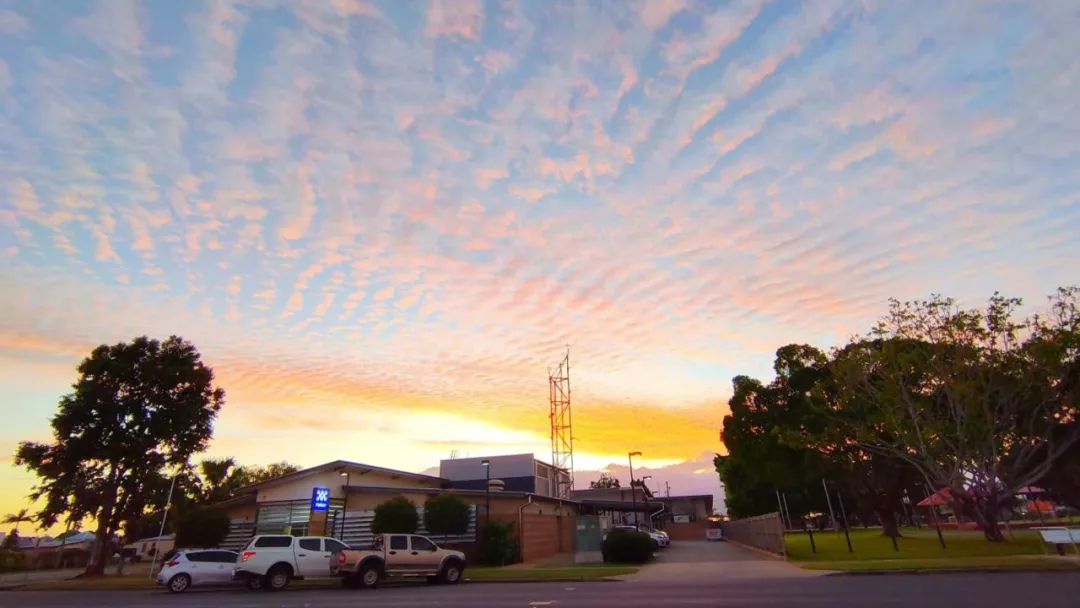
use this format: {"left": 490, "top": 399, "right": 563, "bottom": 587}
{"left": 786, "top": 528, "right": 1079, "bottom": 572}
{"left": 466, "top": 565, "right": 637, "bottom": 582}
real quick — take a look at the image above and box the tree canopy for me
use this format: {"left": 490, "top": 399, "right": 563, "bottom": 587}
{"left": 371, "top": 497, "right": 419, "bottom": 535}
{"left": 14, "top": 336, "right": 224, "bottom": 574}
{"left": 719, "top": 288, "right": 1080, "bottom": 542}
{"left": 590, "top": 473, "right": 621, "bottom": 489}
{"left": 423, "top": 494, "right": 471, "bottom": 541}
{"left": 174, "top": 507, "right": 231, "bottom": 549}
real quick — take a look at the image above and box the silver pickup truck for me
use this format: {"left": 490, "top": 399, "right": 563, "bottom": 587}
{"left": 331, "top": 533, "right": 466, "bottom": 588}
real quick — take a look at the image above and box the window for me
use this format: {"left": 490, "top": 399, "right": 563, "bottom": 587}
{"left": 184, "top": 551, "right": 209, "bottom": 562}
{"left": 411, "top": 536, "right": 436, "bottom": 551}
{"left": 298, "top": 538, "right": 321, "bottom": 551}
{"left": 325, "top": 539, "right": 349, "bottom": 553}
{"left": 389, "top": 535, "right": 408, "bottom": 550}
{"left": 208, "top": 551, "right": 238, "bottom": 563}
{"left": 536, "top": 463, "right": 550, "bottom": 479}
{"left": 254, "top": 536, "right": 293, "bottom": 548}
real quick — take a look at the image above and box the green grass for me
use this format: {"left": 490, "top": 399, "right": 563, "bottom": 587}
{"left": 785, "top": 528, "right": 1079, "bottom": 572}
{"left": 465, "top": 565, "right": 637, "bottom": 582}
{"left": 800, "top": 555, "right": 1080, "bottom": 572}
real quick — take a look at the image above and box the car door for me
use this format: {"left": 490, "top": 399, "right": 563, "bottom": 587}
{"left": 409, "top": 535, "right": 441, "bottom": 573}
{"left": 295, "top": 537, "right": 330, "bottom": 577}
{"left": 207, "top": 550, "right": 238, "bottom": 584}
{"left": 182, "top": 551, "right": 210, "bottom": 585}
{"left": 385, "top": 535, "right": 412, "bottom": 574}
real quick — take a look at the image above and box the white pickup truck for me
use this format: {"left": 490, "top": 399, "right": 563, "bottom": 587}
{"left": 233, "top": 535, "right": 350, "bottom": 591}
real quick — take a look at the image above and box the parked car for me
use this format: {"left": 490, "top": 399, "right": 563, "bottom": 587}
{"left": 233, "top": 535, "right": 351, "bottom": 591}
{"left": 331, "top": 533, "right": 466, "bottom": 588}
{"left": 156, "top": 549, "right": 239, "bottom": 593}
{"left": 612, "top": 525, "right": 669, "bottom": 548}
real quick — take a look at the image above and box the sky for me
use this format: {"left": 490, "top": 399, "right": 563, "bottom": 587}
{"left": 1, "top": 0, "right": 1078, "bottom": 528}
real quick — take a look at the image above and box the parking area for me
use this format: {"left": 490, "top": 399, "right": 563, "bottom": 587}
{"left": 623, "top": 540, "right": 823, "bottom": 583}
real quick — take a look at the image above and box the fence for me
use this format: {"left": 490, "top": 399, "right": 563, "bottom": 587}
{"left": 721, "top": 512, "right": 785, "bottom": 556}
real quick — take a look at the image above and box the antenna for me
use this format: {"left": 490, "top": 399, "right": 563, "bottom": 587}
{"left": 549, "top": 346, "right": 574, "bottom": 498}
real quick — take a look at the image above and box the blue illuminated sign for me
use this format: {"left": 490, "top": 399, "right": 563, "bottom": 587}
{"left": 311, "top": 486, "right": 330, "bottom": 512}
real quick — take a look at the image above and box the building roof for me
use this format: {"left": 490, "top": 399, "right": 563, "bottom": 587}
{"left": 236, "top": 460, "right": 448, "bottom": 493}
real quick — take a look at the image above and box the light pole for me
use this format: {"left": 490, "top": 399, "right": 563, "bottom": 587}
{"left": 480, "top": 459, "right": 491, "bottom": 531}
{"left": 339, "top": 470, "right": 350, "bottom": 540}
{"left": 628, "top": 451, "right": 642, "bottom": 528}
{"left": 149, "top": 471, "right": 178, "bottom": 580}
{"left": 641, "top": 476, "right": 653, "bottom": 527}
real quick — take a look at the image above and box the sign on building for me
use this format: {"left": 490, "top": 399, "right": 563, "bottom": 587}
{"left": 311, "top": 486, "right": 330, "bottom": 512}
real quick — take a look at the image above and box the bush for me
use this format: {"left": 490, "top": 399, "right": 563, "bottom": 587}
{"left": 0, "top": 551, "right": 28, "bottom": 573}
{"left": 175, "top": 507, "right": 230, "bottom": 548}
{"left": 479, "top": 521, "right": 519, "bottom": 566}
{"left": 602, "top": 529, "right": 654, "bottom": 564}
{"left": 372, "top": 497, "right": 419, "bottom": 534}
{"left": 424, "top": 495, "right": 471, "bottom": 541}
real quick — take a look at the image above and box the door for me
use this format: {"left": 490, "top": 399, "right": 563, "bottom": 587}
{"left": 385, "top": 534, "right": 414, "bottom": 574}
{"left": 409, "top": 535, "right": 441, "bottom": 572}
{"left": 183, "top": 552, "right": 211, "bottom": 585}
{"left": 295, "top": 537, "right": 331, "bottom": 577}
{"left": 206, "top": 551, "right": 238, "bottom": 584}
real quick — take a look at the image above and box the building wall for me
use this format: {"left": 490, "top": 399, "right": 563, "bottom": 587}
{"left": 440, "top": 454, "right": 537, "bottom": 481}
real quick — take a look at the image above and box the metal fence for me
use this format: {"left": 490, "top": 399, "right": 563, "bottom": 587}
{"left": 721, "top": 512, "right": 785, "bottom": 556}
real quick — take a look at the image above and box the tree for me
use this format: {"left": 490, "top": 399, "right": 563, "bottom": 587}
{"left": 2, "top": 529, "right": 18, "bottom": 550}
{"left": 14, "top": 336, "right": 225, "bottom": 575}
{"left": 423, "top": 495, "right": 470, "bottom": 543}
{"left": 821, "top": 290, "right": 1080, "bottom": 541}
{"left": 2, "top": 509, "right": 32, "bottom": 534}
{"left": 590, "top": 473, "right": 621, "bottom": 489}
{"left": 174, "top": 507, "right": 230, "bottom": 549}
{"left": 371, "top": 497, "right": 419, "bottom": 534}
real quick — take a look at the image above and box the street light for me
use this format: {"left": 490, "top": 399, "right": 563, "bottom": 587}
{"left": 628, "top": 451, "right": 642, "bottom": 528}
{"left": 480, "top": 459, "right": 491, "bottom": 530}
{"left": 339, "top": 470, "right": 350, "bottom": 540}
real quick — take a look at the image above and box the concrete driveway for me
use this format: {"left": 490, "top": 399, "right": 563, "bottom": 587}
{"left": 623, "top": 540, "right": 822, "bottom": 583}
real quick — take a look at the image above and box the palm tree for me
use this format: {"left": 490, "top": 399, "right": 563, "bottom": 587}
{"left": 3, "top": 509, "right": 33, "bottom": 533}
{"left": 199, "top": 457, "right": 237, "bottom": 503}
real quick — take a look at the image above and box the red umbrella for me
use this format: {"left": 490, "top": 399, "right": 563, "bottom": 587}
{"left": 917, "top": 487, "right": 955, "bottom": 507}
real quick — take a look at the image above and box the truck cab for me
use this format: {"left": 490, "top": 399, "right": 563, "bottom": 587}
{"left": 331, "top": 533, "right": 466, "bottom": 589}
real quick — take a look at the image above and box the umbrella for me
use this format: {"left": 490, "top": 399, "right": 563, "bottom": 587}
{"left": 917, "top": 487, "right": 955, "bottom": 508}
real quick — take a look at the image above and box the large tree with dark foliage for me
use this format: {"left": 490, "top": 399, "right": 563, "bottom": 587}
{"left": 822, "top": 290, "right": 1080, "bottom": 541}
{"left": 14, "top": 336, "right": 224, "bottom": 575}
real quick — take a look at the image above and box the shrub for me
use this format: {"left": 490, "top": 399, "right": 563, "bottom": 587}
{"left": 372, "top": 497, "right": 419, "bottom": 534}
{"left": 423, "top": 495, "right": 471, "bottom": 542}
{"left": 0, "top": 551, "right": 28, "bottom": 573}
{"left": 602, "top": 529, "right": 654, "bottom": 564}
{"left": 479, "top": 521, "right": 519, "bottom": 566}
{"left": 175, "top": 507, "right": 230, "bottom": 548}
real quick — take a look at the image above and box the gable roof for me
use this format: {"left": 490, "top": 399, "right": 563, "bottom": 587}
{"left": 239, "top": 459, "right": 448, "bottom": 493}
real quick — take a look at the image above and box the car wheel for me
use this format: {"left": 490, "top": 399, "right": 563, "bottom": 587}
{"left": 359, "top": 564, "right": 381, "bottom": 589}
{"left": 267, "top": 565, "right": 291, "bottom": 591}
{"left": 440, "top": 561, "right": 463, "bottom": 585}
{"left": 167, "top": 573, "right": 191, "bottom": 594}
{"left": 246, "top": 575, "right": 264, "bottom": 591}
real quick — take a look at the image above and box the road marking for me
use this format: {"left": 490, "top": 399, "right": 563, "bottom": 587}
{"left": 529, "top": 602, "right": 556, "bottom": 606}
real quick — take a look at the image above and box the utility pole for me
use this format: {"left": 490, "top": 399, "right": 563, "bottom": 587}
{"left": 665, "top": 481, "right": 671, "bottom": 498}
{"left": 149, "top": 472, "right": 178, "bottom": 579}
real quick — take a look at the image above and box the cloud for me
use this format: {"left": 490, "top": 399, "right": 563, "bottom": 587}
{"left": 0, "top": 9, "right": 29, "bottom": 35}
{"left": 426, "top": 0, "right": 484, "bottom": 41}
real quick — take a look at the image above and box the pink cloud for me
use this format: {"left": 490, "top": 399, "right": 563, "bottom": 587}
{"left": 638, "top": 0, "right": 688, "bottom": 31}
{"left": 426, "top": 0, "right": 484, "bottom": 41}
{"left": 475, "top": 167, "right": 508, "bottom": 189}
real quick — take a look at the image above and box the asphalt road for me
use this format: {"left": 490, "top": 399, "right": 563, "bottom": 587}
{"left": 3, "top": 573, "right": 1080, "bottom": 608}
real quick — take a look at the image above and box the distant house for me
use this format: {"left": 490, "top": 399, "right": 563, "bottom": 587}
{"left": 123, "top": 534, "right": 175, "bottom": 562}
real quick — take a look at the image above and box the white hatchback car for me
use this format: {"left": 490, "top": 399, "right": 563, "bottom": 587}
{"left": 157, "top": 549, "right": 240, "bottom": 593}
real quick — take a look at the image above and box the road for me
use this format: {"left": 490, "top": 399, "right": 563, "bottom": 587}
{"left": 2, "top": 541, "right": 1078, "bottom": 607}
{"left": 3, "top": 574, "right": 1080, "bottom": 608}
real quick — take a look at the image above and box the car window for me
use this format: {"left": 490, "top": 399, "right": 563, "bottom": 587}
{"left": 325, "top": 539, "right": 348, "bottom": 553}
{"left": 184, "top": 551, "right": 209, "bottom": 562}
{"left": 389, "top": 535, "right": 408, "bottom": 550}
{"left": 254, "top": 536, "right": 293, "bottom": 548}
{"left": 209, "top": 551, "right": 238, "bottom": 563}
{"left": 298, "top": 538, "right": 321, "bottom": 551}
{"left": 411, "top": 536, "right": 436, "bottom": 551}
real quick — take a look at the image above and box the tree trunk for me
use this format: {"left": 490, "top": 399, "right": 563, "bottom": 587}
{"left": 84, "top": 479, "right": 119, "bottom": 577}
{"left": 878, "top": 508, "right": 900, "bottom": 538}
{"left": 952, "top": 491, "right": 1006, "bottom": 542}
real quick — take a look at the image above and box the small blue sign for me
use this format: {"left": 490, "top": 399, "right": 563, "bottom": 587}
{"left": 311, "top": 486, "right": 330, "bottom": 512}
